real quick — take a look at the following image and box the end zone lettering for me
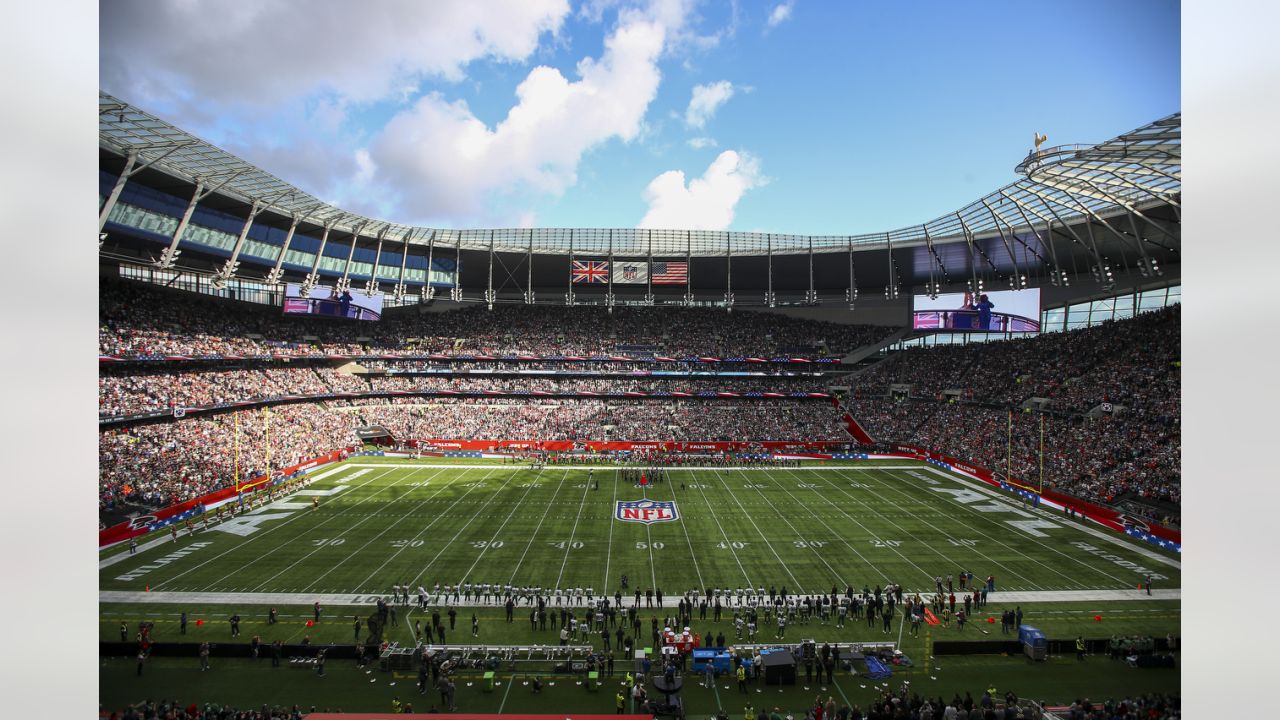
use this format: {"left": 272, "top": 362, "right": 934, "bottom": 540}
{"left": 615, "top": 499, "right": 679, "bottom": 525}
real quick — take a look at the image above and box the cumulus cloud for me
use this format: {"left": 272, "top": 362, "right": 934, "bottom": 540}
{"left": 684, "top": 80, "right": 735, "bottom": 129}
{"left": 363, "top": 7, "right": 678, "bottom": 223}
{"left": 637, "top": 150, "right": 763, "bottom": 230}
{"left": 766, "top": 1, "right": 794, "bottom": 29}
{"left": 100, "top": 0, "right": 571, "bottom": 108}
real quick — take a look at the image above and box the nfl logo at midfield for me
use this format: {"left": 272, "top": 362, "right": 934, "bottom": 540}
{"left": 615, "top": 499, "right": 679, "bottom": 525}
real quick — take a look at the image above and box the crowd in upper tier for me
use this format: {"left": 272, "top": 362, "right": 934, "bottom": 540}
{"left": 99, "top": 280, "right": 892, "bottom": 359}
{"left": 98, "top": 366, "right": 829, "bottom": 417}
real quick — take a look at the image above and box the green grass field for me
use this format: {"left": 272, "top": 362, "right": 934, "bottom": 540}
{"left": 100, "top": 458, "right": 1181, "bottom": 714}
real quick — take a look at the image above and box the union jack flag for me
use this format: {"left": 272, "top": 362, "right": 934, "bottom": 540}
{"left": 572, "top": 260, "right": 609, "bottom": 284}
{"left": 651, "top": 261, "right": 688, "bottom": 284}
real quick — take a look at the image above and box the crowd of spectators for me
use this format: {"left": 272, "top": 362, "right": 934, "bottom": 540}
{"left": 100, "top": 279, "right": 893, "bottom": 359}
{"left": 99, "top": 366, "right": 367, "bottom": 416}
{"left": 856, "top": 306, "right": 1178, "bottom": 417}
{"left": 842, "top": 306, "right": 1181, "bottom": 521}
{"left": 100, "top": 366, "right": 829, "bottom": 417}
{"left": 351, "top": 397, "right": 847, "bottom": 444}
{"left": 103, "top": 700, "right": 309, "bottom": 719}
{"left": 99, "top": 405, "right": 356, "bottom": 514}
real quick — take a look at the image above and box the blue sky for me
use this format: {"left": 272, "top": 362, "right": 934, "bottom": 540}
{"left": 100, "top": 0, "right": 1179, "bottom": 235}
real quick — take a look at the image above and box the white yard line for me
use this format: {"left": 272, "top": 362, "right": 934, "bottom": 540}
{"left": 247, "top": 466, "right": 439, "bottom": 592}
{"left": 553, "top": 473, "right": 595, "bottom": 590}
{"left": 144, "top": 469, "right": 393, "bottom": 591}
{"left": 796, "top": 470, "right": 941, "bottom": 587}
{"left": 508, "top": 470, "right": 572, "bottom": 585}
{"left": 406, "top": 467, "right": 514, "bottom": 590}
{"left": 100, "top": 587, "right": 1182, "bottom": 607}
{"left": 354, "top": 467, "right": 502, "bottom": 592}
{"left": 340, "top": 463, "right": 933, "bottom": 471}
{"left": 833, "top": 467, "right": 1050, "bottom": 590}
{"left": 299, "top": 465, "right": 453, "bottom": 592}
{"left": 709, "top": 468, "right": 804, "bottom": 592}
{"left": 664, "top": 473, "right": 706, "bottom": 593}
{"left": 454, "top": 467, "right": 548, "bottom": 585}
{"left": 733, "top": 467, "right": 850, "bottom": 588}
{"left": 682, "top": 469, "right": 754, "bottom": 587}
{"left": 602, "top": 471, "right": 618, "bottom": 590}
{"left": 857, "top": 466, "right": 1135, "bottom": 588}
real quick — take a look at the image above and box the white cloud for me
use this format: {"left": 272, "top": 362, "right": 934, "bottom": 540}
{"left": 637, "top": 150, "right": 763, "bottom": 230}
{"left": 100, "top": 0, "right": 571, "bottom": 108}
{"left": 766, "top": 1, "right": 794, "bottom": 29}
{"left": 684, "top": 80, "right": 735, "bottom": 128}
{"left": 687, "top": 136, "right": 718, "bottom": 149}
{"left": 362, "top": 6, "right": 682, "bottom": 224}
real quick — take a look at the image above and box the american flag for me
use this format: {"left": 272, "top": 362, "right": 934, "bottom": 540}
{"left": 571, "top": 260, "right": 609, "bottom": 284}
{"left": 651, "top": 261, "right": 688, "bottom": 284}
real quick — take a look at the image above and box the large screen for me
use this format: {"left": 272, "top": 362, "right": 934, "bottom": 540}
{"left": 283, "top": 283, "right": 384, "bottom": 321}
{"left": 912, "top": 289, "right": 1040, "bottom": 332}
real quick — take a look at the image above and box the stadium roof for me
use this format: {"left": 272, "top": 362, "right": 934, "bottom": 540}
{"left": 99, "top": 91, "right": 1179, "bottom": 263}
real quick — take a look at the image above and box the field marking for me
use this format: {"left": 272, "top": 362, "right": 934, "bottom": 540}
{"left": 927, "top": 466, "right": 1181, "bottom": 570}
{"left": 454, "top": 467, "right": 549, "bottom": 586}
{"left": 709, "top": 468, "right": 804, "bottom": 593}
{"left": 662, "top": 473, "right": 706, "bottom": 593}
{"left": 553, "top": 471, "right": 596, "bottom": 590}
{"left": 729, "top": 467, "right": 851, "bottom": 588}
{"left": 99, "top": 587, "right": 1181, "bottom": 607}
{"left": 821, "top": 468, "right": 1048, "bottom": 590}
{"left": 406, "top": 467, "right": 515, "bottom": 591}
{"left": 603, "top": 469, "right": 618, "bottom": 590}
{"left": 508, "top": 470, "right": 572, "bottom": 585}
{"left": 340, "top": 463, "right": 933, "bottom": 471}
{"left": 243, "top": 465, "right": 439, "bottom": 593}
{"left": 680, "top": 470, "right": 754, "bottom": 587}
{"left": 783, "top": 469, "right": 940, "bottom": 587}
{"left": 298, "top": 465, "right": 454, "bottom": 593}
{"left": 141, "top": 468, "right": 394, "bottom": 591}
{"left": 857, "top": 466, "right": 1137, "bottom": 588}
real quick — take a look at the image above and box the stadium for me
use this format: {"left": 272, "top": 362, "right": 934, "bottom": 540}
{"left": 94, "top": 5, "right": 1183, "bottom": 720}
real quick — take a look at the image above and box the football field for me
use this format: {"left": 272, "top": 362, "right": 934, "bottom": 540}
{"left": 100, "top": 458, "right": 1180, "bottom": 601}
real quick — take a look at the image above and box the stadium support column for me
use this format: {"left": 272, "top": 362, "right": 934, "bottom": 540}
{"left": 921, "top": 225, "right": 939, "bottom": 299}
{"left": 100, "top": 143, "right": 190, "bottom": 232}
{"left": 606, "top": 229, "right": 615, "bottom": 311}
{"left": 525, "top": 230, "right": 535, "bottom": 304}
{"left": 265, "top": 209, "right": 314, "bottom": 286}
{"left": 806, "top": 236, "right": 817, "bottom": 304}
{"left": 955, "top": 213, "right": 985, "bottom": 300}
{"left": 566, "top": 230, "right": 575, "bottom": 307}
{"left": 884, "top": 233, "right": 899, "bottom": 301}
{"left": 98, "top": 149, "right": 137, "bottom": 232}
{"left": 1072, "top": 176, "right": 1162, "bottom": 278}
{"left": 724, "top": 232, "right": 733, "bottom": 311}
{"left": 486, "top": 230, "right": 496, "bottom": 310}
{"left": 156, "top": 170, "right": 245, "bottom": 270}
{"left": 214, "top": 198, "right": 265, "bottom": 289}
{"left": 450, "top": 236, "right": 463, "bottom": 302}
{"left": 980, "top": 199, "right": 1024, "bottom": 290}
{"left": 645, "top": 230, "right": 654, "bottom": 306}
{"left": 337, "top": 222, "right": 368, "bottom": 294}
{"left": 418, "top": 229, "right": 433, "bottom": 302}
{"left": 365, "top": 225, "right": 389, "bottom": 296}
{"left": 845, "top": 239, "right": 858, "bottom": 310}
{"left": 1002, "top": 191, "right": 1068, "bottom": 288}
{"left": 1018, "top": 186, "right": 1106, "bottom": 286}
{"left": 685, "top": 231, "right": 694, "bottom": 306}
{"left": 765, "top": 234, "right": 775, "bottom": 307}
{"left": 303, "top": 219, "right": 339, "bottom": 295}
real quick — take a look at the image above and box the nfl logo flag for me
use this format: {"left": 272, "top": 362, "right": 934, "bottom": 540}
{"left": 615, "top": 499, "right": 679, "bottom": 525}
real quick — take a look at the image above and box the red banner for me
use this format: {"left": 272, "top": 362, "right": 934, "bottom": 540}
{"left": 99, "top": 447, "right": 355, "bottom": 548}
{"left": 413, "top": 439, "right": 849, "bottom": 453}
